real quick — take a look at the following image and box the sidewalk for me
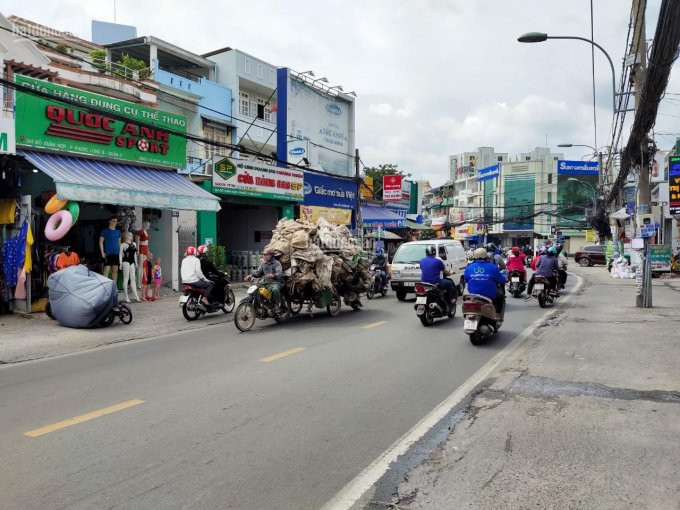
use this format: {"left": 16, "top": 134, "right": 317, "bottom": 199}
{"left": 379, "top": 265, "right": 680, "bottom": 509}
{"left": 0, "top": 283, "right": 250, "bottom": 364}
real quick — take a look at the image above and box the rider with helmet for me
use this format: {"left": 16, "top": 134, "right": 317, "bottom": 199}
{"left": 464, "top": 248, "right": 507, "bottom": 315}
{"left": 485, "top": 243, "right": 506, "bottom": 270}
{"left": 180, "top": 245, "right": 213, "bottom": 305}
{"left": 527, "top": 246, "right": 559, "bottom": 298}
{"left": 371, "top": 248, "right": 388, "bottom": 288}
{"left": 245, "top": 249, "right": 283, "bottom": 310}
{"left": 530, "top": 245, "right": 547, "bottom": 271}
{"left": 420, "top": 245, "right": 456, "bottom": 309}
{"left": 197, "top": 244, "right": 227, "bottom": 302}
{"left": 506, "top": 246, "right": 527, "bottom": 283}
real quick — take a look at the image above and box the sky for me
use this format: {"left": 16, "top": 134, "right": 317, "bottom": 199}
{"left": 3, "top": 0, "right": 679, "bottom": 186}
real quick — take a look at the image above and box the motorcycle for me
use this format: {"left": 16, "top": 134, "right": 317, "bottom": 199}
{"left": 413, "top": 279, "right": 457, "bottom": 327}
{"left": 366, "top": 264, "right": 388, "bottom": 299}
{"left": 46, "top": 299, "right": 132, "bottom": 327}
{"left": 234, "top": 278, "right": 291, "bottom": 332}
{"left": 532, "top": 274, "right": 558, "bottom": 308}
{"left": 180, "top": 276, "right": 236, "bottom": 321}
{"left": 462, "top": 293, "right": 504, "bottom": 345}
{"left": 507, "top": 270, "right": 527, "bottom": 298}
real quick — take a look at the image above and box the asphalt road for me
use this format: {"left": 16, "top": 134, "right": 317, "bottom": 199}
{"left": 0, "top": 285, "right": 554, "bottom": 509}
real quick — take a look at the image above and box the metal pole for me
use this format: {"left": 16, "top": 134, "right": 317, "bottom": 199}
{"left": 355, "top": 148, "right": 363, "bottom": 247}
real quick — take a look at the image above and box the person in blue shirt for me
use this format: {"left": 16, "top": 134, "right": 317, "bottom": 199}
{"left": 99, "top": 216, "right": 121, "bottom": 282}
{"left": 371, "top": 248, "right": 388, "bottom": 287}
{"left": 464, "top": 248, "right": 506, "bottom": 315}
{"left": 419, "top": 245, "right": 456, "bottom": 307}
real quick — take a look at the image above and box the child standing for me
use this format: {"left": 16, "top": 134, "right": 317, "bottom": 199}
{"left": 142, "top": 251, "right": 154, "bottom": 301}
{"left": 152, "top": 257, "right": 162, "bottom": 301}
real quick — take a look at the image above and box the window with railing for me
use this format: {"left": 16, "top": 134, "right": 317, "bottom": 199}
{"left": 204, "top": 125, "right": 230, "bottom": 160}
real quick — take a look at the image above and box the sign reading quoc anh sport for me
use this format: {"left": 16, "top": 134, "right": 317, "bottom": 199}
{"left": 212, "top": 157, "right": 304, "bottom": 202}
{"left": 14, "top": 75, "right": 187, "bottom": 168}
{"left": 0, "top": 115, "right": 16, "bottom": 154}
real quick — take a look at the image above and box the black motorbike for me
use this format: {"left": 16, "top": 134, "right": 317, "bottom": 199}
{"left": 180, "top": 274, "right": 236, "bottom": 321}
{"left": 532, "top": 274, "right": 558, "bottom": 308}
{"left": 234, "top": 278, "right": 291, "bottom": 332}
{"left": 366, "top": 264, "right": 388, "bottom": 299}
{"left": 414, "top": 279, "right": 457, "bottom": 327}
{"left": 507, "top": 270, "right": 527, "bottom": 298}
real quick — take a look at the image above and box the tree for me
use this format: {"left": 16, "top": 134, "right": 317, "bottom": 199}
{"left": 362, "top": 163, "right": 405, "bottom": 200}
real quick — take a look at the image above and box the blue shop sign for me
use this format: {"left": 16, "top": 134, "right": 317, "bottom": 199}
{"left": 303, "top": 172, "right": 357, "bottom": 209}
{"left": 477, "top": 163, "right": 500, "bottom": 182}
{"left": 557, "top": 160, "right": 599, "bottom": 175}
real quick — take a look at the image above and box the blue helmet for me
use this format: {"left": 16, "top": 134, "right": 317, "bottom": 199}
{"left": 375, "top": 248, "right": 384, "bottom": 257}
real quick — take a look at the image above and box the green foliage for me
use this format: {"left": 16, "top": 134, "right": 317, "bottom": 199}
{"left": 363, "top": 163, "right": 405, "bottom": 200}
{"left": 55, "top": 43, "right": 70, "bottom": 54}
{"left": 419, "top": 229, "right": 437, "bottom": 240}
{"left": 89, "top": 49, "right": 108, "bottom": 73}
{"left": 207, "top": 244, "right": 226, "bottom": 269}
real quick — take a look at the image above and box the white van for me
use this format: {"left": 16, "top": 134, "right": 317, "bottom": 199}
{"left": 390, "top": 239, "right": 468, "bottom": 301}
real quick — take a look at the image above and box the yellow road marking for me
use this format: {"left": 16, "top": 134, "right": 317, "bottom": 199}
{"left": 260, "top": 347, "right": 306, "bottom": 363}
{"left": 24, "top": 399, "right": 145, "bottom": 438}
{"left": 361, "top": 320, "right": 387, "bottom": 329}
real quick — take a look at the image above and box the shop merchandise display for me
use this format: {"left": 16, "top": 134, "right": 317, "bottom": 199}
{"left": 135, "top": 221, "right": 151, "bottom": 289}
{"left": 42, "top": 194, "right": 80, "bottom": 242}
{"left": 119, "top": 232, "right": 141, "bottom": 303}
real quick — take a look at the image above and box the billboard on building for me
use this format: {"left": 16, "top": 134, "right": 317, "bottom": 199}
{"left": 14, "top": 75, "right": 187, "bottom": 168}
{"left": 0, "top": 115, "right": 16, "bottom": 154}
{"left": 360, "top": 176, "right": 374, "bottom": 200}
{"left": 277, "top": 69, "right": 355, "bottom": 177}
{"left": 669, "top": 156, "right": 680, "bottom": 216}
{"left": 303, "top": 172, "right": 356, "bottom": 209}
{"left": 557, "top": 160, "right": 599, "bottom": 231}
{"left": 212, "top": 157, "right": 303, "bottom": 201}
{"left": 383, "top": 174, "right": 403, "bottom": 202}
{"left": 650, "top": 150, "right": 669, "bottom": 184}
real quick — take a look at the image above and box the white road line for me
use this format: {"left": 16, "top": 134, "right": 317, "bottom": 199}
{"left": 321, "top": 274, "right": 583, "bottom": 510}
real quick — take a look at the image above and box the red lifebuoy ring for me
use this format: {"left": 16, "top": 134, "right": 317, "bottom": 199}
{"left": 45, "top": 210, "right": 73, "bottom": 241}
{"left": 45, "top": 194, "right": 68, "bottom": 214}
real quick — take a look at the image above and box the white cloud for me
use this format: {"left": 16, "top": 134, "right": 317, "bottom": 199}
{"left": 369, "top": 103, "right": 394, "bottom": 116}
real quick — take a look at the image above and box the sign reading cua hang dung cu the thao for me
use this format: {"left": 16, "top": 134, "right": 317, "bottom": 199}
{"left": 212, "top": 157, "right": 304, "bottom": 201}
{"left": 14, "top": 75, "right": 187, "bottom": 168}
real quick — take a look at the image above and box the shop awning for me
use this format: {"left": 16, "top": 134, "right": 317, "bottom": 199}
{"left": 361, "top": 205, "right": 406, "bottom": 227}
{"left": 367, "top": 230, "right": 403, "bottom": 240}
{"left": 406, "top": 219, "right": 430, "bottom": 230}
{"left": 22, "top": 151, "right": 221, "bottom": 211}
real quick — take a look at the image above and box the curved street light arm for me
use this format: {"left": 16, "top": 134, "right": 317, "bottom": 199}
{"left": 547, "top": 36, "right": 617, "bottom": 112}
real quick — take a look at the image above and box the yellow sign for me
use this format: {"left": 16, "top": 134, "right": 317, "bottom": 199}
{"left": 299, "top": 205, "right": 352, "bottom": 225}
{"left": 585, "top": 230, "right": 596, "bottom": 242}
{"left": 360, "top": 176, "right": 374, "bottom": 199}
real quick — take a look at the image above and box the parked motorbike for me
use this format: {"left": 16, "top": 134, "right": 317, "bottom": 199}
{"left": 366, "top": 264, "right": 388, "bottom": 299}
{"left": 46, "top": 298, "right": 132, "bottom": 327}
{"left": 180, "top": 276, "right": 235, "bottom": 321}
{"left": 507, "top": 270, "right": 527, "bottom": 298}
{"left": 462, "top": 293, "right": 504, "bottom": 345}
{"left": 234, "top": 279, "right": 291, "bottom": 332}
{"left": 413, "top": 279, "right": 457, "bottom": 327}
{"left": 532, "top": 274, "right": 558, "bottom": 308}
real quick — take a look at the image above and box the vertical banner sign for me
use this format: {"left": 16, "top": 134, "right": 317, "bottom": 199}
{"left": 669, "top": 156, "right": 680, "bottom": 216}
{"left": 360, "top": 176, "right": 374, "bottom": 199}
{"left": 383, "top": 174, "right": 402, "bottom": 202}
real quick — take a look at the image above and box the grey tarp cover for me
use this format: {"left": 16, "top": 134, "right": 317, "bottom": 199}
{"left": 48, "top": 265, "right": 118, "bottom": 328}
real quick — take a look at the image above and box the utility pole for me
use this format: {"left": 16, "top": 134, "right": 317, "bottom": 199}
{"left": 632, "top": 0, "right": 650, "bottom": 308}
{"left": 355, "top": 148, "right": 363, "bottom": 248}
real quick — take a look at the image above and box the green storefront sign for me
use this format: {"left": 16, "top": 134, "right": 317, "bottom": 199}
{"left": 650, "top": 244, "right": 671, "bottom": 272}
{"left": 15, "top": 75, "right": 187, "bottom": 168}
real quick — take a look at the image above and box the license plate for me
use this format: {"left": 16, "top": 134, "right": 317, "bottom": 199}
{"left": 405, "top": 282, "right": 415, "bottom": 287}
{"left": 512, "top": 277, "right": 520, "bottom": 282}
{"left": 179, "top": 295, "right": 189, "bottom": 304}
{"left": 416, "top": 305, "right": 425, "bottom": 315}
{"left": 416, "top": 296, "right": 427, "bottom": 305}
{"left": 535, "top": 283, "right": 544, "bottom": 290}
{"left": 464, "top": 319, "right": 478, "bottom": 330}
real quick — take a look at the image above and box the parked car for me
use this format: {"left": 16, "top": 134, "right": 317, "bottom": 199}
{"left": 574, "top": 245, "right": 606, "bottom": 266}
{"left": 390, "top": 239, "right": 468, "bottom": 301}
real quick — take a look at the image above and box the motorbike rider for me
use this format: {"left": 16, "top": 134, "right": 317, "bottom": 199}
{"left": 180, "top": 246, "right": 213, "bottom": 306}
{"left": 485, "top": 243, "right": 506, "bottom": 270}
{"left": 197, "top": 245, "right": 227, "bottom": 302}
{"left": 245, "top": 249, "right": 283, "bottom": 311}
{"left": 527, "top": 246, "right": 560, "bottom": 299}
{"left": 505, "top": 246, "right": 527, "bottom": 283}
{"left": 419, "top": 245, "right": 456, "bottom": 310}
{"left": 556, "top": 244, "right": 568, "bottom": 288}
{"left": 371, "top": 248, "right": 388, "bottom": 289}
{"left": 530, "top": 246, "right": 547, "bottom": 271}
{"left": 464, "top": 248, "right": 507, "bottom": 316}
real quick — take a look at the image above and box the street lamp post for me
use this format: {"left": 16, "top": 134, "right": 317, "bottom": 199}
{"left": 517, "top": 32, "right": 617, "bottom": 113}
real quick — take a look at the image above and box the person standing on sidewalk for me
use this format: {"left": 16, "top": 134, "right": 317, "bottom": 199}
{"left": 99, "top": 216, "right": 121, "bottom": 282}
